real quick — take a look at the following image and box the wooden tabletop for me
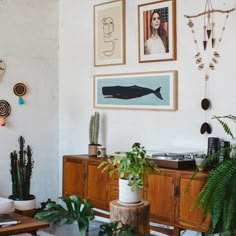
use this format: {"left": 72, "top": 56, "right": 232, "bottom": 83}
{"left": 0, "top": 212, "right": 49, "bottom": 236}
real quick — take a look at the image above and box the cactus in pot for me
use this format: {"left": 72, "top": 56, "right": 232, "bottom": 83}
{"left": 88, "top": 112, "right": 100, "bottom": 156}
{"left": 9, "top": 136, "right": 36, "bottom": 211}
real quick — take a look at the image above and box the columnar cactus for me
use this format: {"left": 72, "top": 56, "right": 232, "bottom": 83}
{"left": 89, "top": 112, "right": 100, "bottom": 145}
{"left": 10, "top": 136, "right": 34, "bottom": 200}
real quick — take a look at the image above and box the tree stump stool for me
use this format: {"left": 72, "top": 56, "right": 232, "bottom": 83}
{"left": 110, "top": 200, "right": 150, "bottom": 236}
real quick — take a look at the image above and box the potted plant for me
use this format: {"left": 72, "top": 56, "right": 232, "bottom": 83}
{"left": 9, "top": 136, "right": 35, "bottom": 212}
{"left": 98, "top": 142, "right": 157, "bottom": 205}
{"left": 189, "top": 115, "right": 236, "bottom": 235}
{"left": 88, "top": 112, "right": 100, "bottom": 156}
{"left": 35, "top": 195, "right": 95, "bottom": 236}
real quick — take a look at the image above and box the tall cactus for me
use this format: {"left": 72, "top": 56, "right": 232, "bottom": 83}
{"left": 10, "top": 136, "right": 34, "bottom": 200}
{"left": 89, "top": 112, "right": 100, "bottom": 145}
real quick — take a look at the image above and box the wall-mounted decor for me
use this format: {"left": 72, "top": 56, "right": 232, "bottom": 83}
{"left": 184, "top": 0, "right": 235, "bottom": 134}
{"left": 0, "top": 58, "right": 6, "bottom": 77}
{"left": 138, "top": 0, "right": 176, "bottom": 63}
{"left": 13, "top": 83, "right": 27, "bottom": 105}
{"left": 94, "top": 71, "right": 177, "bottom": 111}
{"left": 0, "top": 100, "right": 11, "bottom": 126}
{"left": 94, "top": 0, "right": 125, "bottom": 66}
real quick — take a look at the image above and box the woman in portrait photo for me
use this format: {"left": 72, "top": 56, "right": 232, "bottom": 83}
{"left": 144, "top": 9, "right": 169, "bottom": 55}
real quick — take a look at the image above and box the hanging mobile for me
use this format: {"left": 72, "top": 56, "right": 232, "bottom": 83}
{"left": 0, "top": 100, "right": 11, "bottom": 126}
{"left": 13, "top": 83, "right": 27, "bottom": 105}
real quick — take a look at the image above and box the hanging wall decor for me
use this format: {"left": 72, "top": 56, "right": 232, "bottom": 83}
{"left": 0, "top": 58, "right": 6, "bottom": 77}
{"left": 13, "top": 83, "right": 27, "bottom": 105}
{"left": 184, "top": 1, "right": 235, "bottom": 134}
{"left": 0, "top": 100, "right": 11, "bottom": 126}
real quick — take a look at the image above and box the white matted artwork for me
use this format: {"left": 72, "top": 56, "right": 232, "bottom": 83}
{"left": 94, "top": 0, "right": 125, "bottom": 66}
{"left": 94, "top": 71, "right": 178, "bottom": 111}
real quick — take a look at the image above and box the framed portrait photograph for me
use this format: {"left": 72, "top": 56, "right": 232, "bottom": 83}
{"left": 138, "top": 0, "right": 176, "bottom": 63}
{"left": 94, "top": 71, "right": 178, "bottom": 111}
{"left": 94, "top": 0, "right": 125, "bottom": 66}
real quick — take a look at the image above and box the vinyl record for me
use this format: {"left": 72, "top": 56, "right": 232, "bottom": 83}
{"left": 13, "top": 83, "right": 27, "bottom": 96}
{"left": 0, "top": 100, "right": 11, "bottom": 118}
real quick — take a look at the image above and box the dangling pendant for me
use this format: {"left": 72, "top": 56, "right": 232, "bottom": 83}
{"left": 198, "top": 64, "right": 204, "bottom": 70}
{"left": 212, "top": 38, "right": 216, "bottom": 48}
{"left": 195, "top": 52, "right": 200, "bottom": 58}
{"left": 209, "top": 63, "right": 215, "bottom": 70}
{"left": 207, "top": 29, "right": 211, "bottom": 39}
{"left": 203, "top": 40, "right": 207, "bottom": 50}
{"left": 187, "top": 19, "right": 194, "bottom": 28}
{"left": 205, "top": 74, "right": 209, "bottom": 80}
{"left": 214, "top": 51, "right": 220, "bottom": 58}
{"left": 196, "top": 58, "right": 202, "bottom": 64}
{"left": 212, "top": 58, "right": 218, "bottom": 64}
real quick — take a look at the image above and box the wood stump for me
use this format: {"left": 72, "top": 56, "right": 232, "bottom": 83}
{"left": 110, "top": 200, "right": 150, "bottom": 236}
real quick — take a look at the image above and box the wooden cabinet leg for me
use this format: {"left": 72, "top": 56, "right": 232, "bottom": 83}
{"left": 173, "top": 227, "right": 181, "bottom": 236}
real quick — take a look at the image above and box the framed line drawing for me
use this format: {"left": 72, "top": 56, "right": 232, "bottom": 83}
{"left": 94, "top": 71, "right": 178, "bottom": 111}
{"left": 138, "top": 0, "right": 176, "bottom": 63}
{"left": 94, "top": 0, "right": 125, "bottom": 66}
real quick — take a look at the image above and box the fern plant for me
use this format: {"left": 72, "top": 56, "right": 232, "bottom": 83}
{"left": 189, "top": 115, "right": 236, "bottom": 235}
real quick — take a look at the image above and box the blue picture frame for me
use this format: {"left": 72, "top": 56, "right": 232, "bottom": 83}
{"left": 94, "top": 71, "right": 177, "bottom": 111}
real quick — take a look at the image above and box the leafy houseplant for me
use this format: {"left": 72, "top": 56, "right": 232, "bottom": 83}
{"left": 9, "top": 136, "right": 34, "bottom": 201}
{"left": 98, "top": 221, "right": 141, "bottom": 236}
{"left": 99, "top": 142, "right": 156, "bottom": 191}
{"left": 35, "top": 195, "right": 95, "bottom": 236}
{"left": 189, "top": 115, "right": 236, "bottom": 235}
{"left": 88, "top": 112, "right": 100, "bottom": 156}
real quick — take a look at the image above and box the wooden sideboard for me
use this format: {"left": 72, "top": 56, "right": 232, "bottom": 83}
{"left": 62, "top": 155, "right": 209, "bottom": 235}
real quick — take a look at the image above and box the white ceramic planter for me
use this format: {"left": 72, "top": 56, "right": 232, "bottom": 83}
{"left": 13, "top": 198, "right": 36, "bottom": 211}
{"left": 0, "top": 197, "right": 14, "bottom": 214}
{"left": 118, "top": 178, "right": 141, "bottom": 205}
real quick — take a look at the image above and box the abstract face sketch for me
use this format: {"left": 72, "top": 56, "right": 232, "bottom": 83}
{"left": 102, "top": 17, "right": 117, "bottom": 56}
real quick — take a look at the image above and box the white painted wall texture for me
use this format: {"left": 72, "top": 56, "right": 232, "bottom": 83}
{"left": 59, "top": 0, "right": 236, "bottom": 158}
{"left": 0, "top": 0, "right": 59, "bottom": 206}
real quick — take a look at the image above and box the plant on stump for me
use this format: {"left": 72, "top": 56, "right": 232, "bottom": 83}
{"left": 9, "top": 136, "right": 34, "bottom": 200}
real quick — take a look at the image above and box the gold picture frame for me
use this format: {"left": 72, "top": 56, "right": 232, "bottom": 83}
{"left": 94, "top": 0, "right": 126, "bottom": 66}
{"left": 138, "top": 0, "right": 177, "bottom": 63}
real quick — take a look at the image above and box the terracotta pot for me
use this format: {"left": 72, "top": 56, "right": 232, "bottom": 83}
{"left": 88, "top": 144, "right": 100, "bottom": 156}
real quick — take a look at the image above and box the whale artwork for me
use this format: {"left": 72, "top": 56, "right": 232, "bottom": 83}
{"left": 102, "top": 85, "right": 163, "bottom": 100}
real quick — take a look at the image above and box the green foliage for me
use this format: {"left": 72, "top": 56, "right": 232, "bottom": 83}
{"left": 9, "top": 136, "right": 34, "bottom": 200}
{"left": 189, "top": 115, "right": 236, "bottom": 235}
{"left": 35, "top": 195, "right": 95, "bottom": 236}
{"left": 98, "top": 142, "right": 157, "bottom": 191}
{"left": 89, "top": 112, "right": 100, "bottom": 145}
{"left": 98, "top": 221, "right": 141, "bottom": 236}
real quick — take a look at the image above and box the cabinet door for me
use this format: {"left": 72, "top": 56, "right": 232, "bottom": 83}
{"left": 145, "top": 170, "right": 175, "bottom": 224}
{"left": 63, "top": 157, "right": 86, "bottom": 198}
{"left": 86, "top": 161, "right": 109, "bottom": 210}
{"left": 178, "top": 173, "right": 209, "bottom": 231}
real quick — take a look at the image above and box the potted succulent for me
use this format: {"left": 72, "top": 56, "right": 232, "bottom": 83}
{"left": 9, "top": 136, "right": 35, "bottom": 211}
{"left": 98, "top": 142, "right": 157, "bottom": 205}
{"left": 35, "top": 195, "right": 95, "bottom": 236}
{"left": 189, "top": 115, "right": 236, "bottom": 235}
{"left": 88, "top": 112, "right": 101, "bottom": 156}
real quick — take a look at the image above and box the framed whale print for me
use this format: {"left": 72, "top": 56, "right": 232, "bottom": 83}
{"left": 138, "top": 0, "right": 176, "bottom": 63}
{"left": 94, "top": 0, "right": 125, "bottom": 66}
{"left": 94, "top": 71, "right": 178, "bottom": 111}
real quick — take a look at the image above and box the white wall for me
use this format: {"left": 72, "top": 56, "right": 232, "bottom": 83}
{"left": 0, "top": 0, "right": 59, "bottom": 207}
{"left": 59, "top": 0, "right": 236, "bottom": 160}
